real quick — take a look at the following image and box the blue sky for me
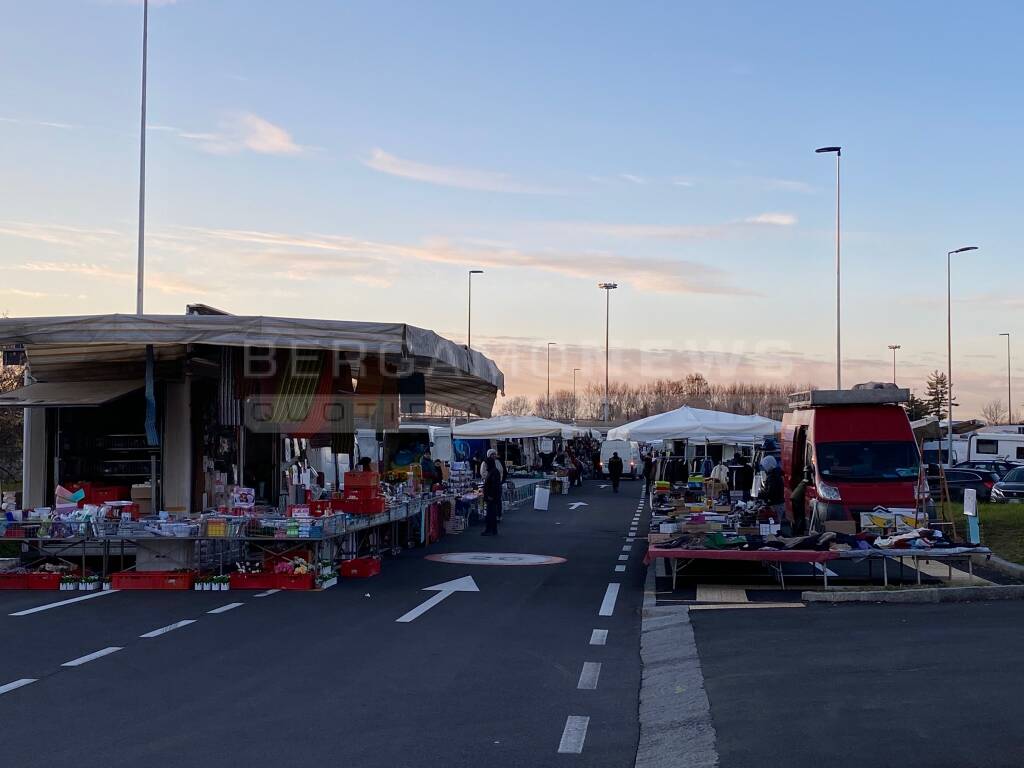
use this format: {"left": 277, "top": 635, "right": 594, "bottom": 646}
{"left": 1, "top": 0, "right": 1022, "bottom": 415}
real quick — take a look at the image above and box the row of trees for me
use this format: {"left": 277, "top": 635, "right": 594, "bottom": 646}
{"left": 500, "top": 373, "right": 811, "bottom": 422}
{"left": 0, "top": 364, "right": 23, "bottom": 486}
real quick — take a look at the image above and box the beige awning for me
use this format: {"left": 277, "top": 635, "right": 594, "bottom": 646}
{"left": 0, "top": 380, "right": 143, "bottom": 408}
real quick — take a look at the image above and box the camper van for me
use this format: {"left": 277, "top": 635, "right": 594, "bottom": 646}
{"left": 781, "top": 387, "right": 926, "bottom": 533}
{"left": 600, "top": 440, "right": 642, "bottom": 479}
{"left": 965, "top": 429, "right": 1024, "bottom": 463}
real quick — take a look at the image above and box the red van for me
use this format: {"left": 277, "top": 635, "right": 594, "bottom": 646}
{"left": 780, "top": 388, "right": 926, "bottom": 533}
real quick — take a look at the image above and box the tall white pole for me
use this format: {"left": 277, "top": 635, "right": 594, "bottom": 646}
{"left": 467, "top": 272, "right": 472, "bottom": 349}
{"left": 947, "top": 251, "right": 953, "bottom": 465}
{"left": 136, "top": 0, "right": 149, "bottom": 316}
{"left": 834, "top": 151, "right": 841, "bottom": 390}
{"left": 604, "top": 289, "right": 610, "bottom": 421}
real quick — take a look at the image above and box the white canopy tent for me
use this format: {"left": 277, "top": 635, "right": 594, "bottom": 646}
{"left": 453, "top": 415, "right": 568, "bottom": 440}
{"left": 606, "top": 405, "right": 780, "bottom": 443}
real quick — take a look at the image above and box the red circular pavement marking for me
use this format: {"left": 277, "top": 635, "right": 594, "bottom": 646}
{"left": 425, "top": 552, "right": 567, "bottom": 566}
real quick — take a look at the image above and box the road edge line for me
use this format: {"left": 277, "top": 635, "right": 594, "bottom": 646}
{"left": 634, "top": 562, "right": 719, "bottom": 768}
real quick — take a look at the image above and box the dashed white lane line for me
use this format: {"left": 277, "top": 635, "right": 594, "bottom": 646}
{"left": 253, "top": 589, "right": 280, "bottom": 598}
{"left": 9, "top": 589, "right": 120, "bottom": 616}
{"left": 0, "top": 679, "right": 37, "bottom": 695}
{"left": 599, "top": 583, "right": 620, "bottom": 616}
{"left": 590, "top": 629, "right": 608, "bottom": 646}
{"left": 577, "top": 661, "right": 602, "bottom": 690}
{"left": 618, "top": 554, "right": 629, "bottom": 561}
{"left": 140, "top": 619, "right": 196, "bottom": 638}
{"left": 61, "top": 647, "right": 123, "bottom": 667}
{"left": 626, "top": 537, "right": 635, "bottom": 543}
{"left": 622, "top": 545, "right": 632, "bottom": 551}
{"left": 557, "top": 715, "right": 590, "bottom": 754}
{"left": 614, "top": 565, "right": 626, "bottom": 573}
{"left": 207, "top": 602, "right": 244, "bottom": 614}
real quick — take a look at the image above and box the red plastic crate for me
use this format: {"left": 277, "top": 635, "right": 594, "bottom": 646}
{"left": 69, "top": 482, "right": 131, "bottom": 506}
{"left": 229, "top": 572, "right": 279, "bottom": 590}
{"left": 343, "top": 486, "right": 379, "bottom": 501}
{"left": 340, "top": 497, "right": 386, "bottom": 516}
{"left": 277, "top": 573, "right": 315, "bottom": 590}
{"left": 26, "top": 573, "right": 61, "bottom": 590}
{"left": 0, "top": 573, "right": 29, "bottom": 589}
{"left": 343, "top": 471, "right": 379, "bottom": 489}
{"left": 111, "top": 571, "right": 194, "bottom": 590}
{"left": 340, "top": 557, "right": 381, "bottom": 579}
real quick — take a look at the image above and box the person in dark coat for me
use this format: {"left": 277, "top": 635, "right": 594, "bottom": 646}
{"left": 735, "top": 455, "right": 754, "bottom": 501}
{"left": 482, "top": 456, "right": 502, "bottom": 536}
{"left": 642, "top": 454, "right": 655, "bottom": 494}
{"left": 607, "top": 452, "right": 624, "bottom": 493}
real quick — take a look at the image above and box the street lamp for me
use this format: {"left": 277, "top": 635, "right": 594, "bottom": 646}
{"left": 947, "top": 246, "right": 978, "bottom": 464}
{"left": 572, "top": 368, "right": 581, "bottom": 423}
{"left": 467, "top": 270, "right": 484, "bottom": 349}
{"left": 1000, "top": 332, "right": 1012, "bottom": 423}
{"left": 136, "top": 0, "right": 150, "bottom": 315}
{"left": 816, "top": 146, "right": 842, "bottom": 389}
{"left": 546, "top": 342, "right": 557, "bottom": 407}
{"left": 888, "top": 344, "right": 901, "bottom": 384}
{"left": 598, "top": 282, "right": 618, "bottom": 421}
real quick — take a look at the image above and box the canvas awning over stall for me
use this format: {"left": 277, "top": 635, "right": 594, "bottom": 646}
{"left": 607, "top": 405, "right": 780, "bottom": 443}
{"left": 0, "top": 379, "right": 143, "bottom": 408}
{"left": 0, "top": 313, "right": 504, "bottom": 415}
{"left": 453, "top": 415, "right": 569, "bottom": 439}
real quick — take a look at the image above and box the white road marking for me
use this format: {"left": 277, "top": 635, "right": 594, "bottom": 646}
{"left": 61, "top": 647, "right": 122, "bottom": 667}
{"left": 599, "top": 583, "right": 620, "bottom": 616}
{"left": 590, "top": 629, "right": 608, "bottom": 646}
{"left": 207, "top": 602, "right": 244, "bottom": 614}
{"left": 614, "top": 565, "right": 626, "bottom": 572}
{"left": 140, "top": 619, "right": 197, "bottom": 638}
{"left": 0, "top": 678, "right": 37, "bottom": 695}
{"left": 577, "top": 661, "right": 602, "bottom": 690}
{"left": 557, "top": 715, "right": 590, "bottom": 754}
{"left": 253, "top": 589, "right": 280, "bottom": 597}
{"left": 396, "top": 575, "right": 479, "bottom": 623}
{"left": 618, "top": 554, "right": 629, "bottom": 561}
{"left": 622, "top": 545, "right": 632, "bottom": 551}
{"left": 626, "top": 537, "right": 635, "bottom": 543}
{"left": 9, "top": 589, "right": 120, "bottom": 616}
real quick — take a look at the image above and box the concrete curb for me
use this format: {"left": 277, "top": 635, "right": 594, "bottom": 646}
{"left": 635, "top": 562, "right": 719, "bottom": 768}
{"left": 972, "top": 553, "right": 1024, "bottom": 579}
{"left": 802, "top": 584, "right": 1024, "bottom": 604}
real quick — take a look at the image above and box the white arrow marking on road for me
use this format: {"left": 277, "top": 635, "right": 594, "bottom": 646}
{"left": 568, "top": 502, "right": 589, "bottom": 510}
{"left": 396, "top": 576, "right": 479, "bottom": 623}
{"left": 599, "top": 485, "right": 609, "bottom": 489}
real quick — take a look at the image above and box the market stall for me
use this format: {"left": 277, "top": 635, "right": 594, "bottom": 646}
{"left": 0, "top": 309, "right": 505, "bottom": 589}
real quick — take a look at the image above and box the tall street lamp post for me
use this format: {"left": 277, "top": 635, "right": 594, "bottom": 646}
{"left": 598, "top": 283, "right": 618, "bottom": 421}
{"left": 1000, "top": 332, "right": 1012, "bottom": 423}
{"left": 888, "top": 344, "right": 901, "bottom": 384}
{"left": 947, "top": 246, "right": 978, "bottom": 463}
{"left": 136, "top": 0, "right": 150, "bottom": 315}
{"left": 816, "top": 146, "right": 842, "bottom": 389}
{"left": 547, "top": 342, "right": 557, "bottom": 409}
{"left": 467, "top": 270, "right": 484, "bottom": 348}
{"left": 572, "top": 367, "right": 581, "bottom": 423}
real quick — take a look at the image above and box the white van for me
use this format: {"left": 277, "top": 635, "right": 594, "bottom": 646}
{"left": 600, "top": 440, "right": 642, "bottom": 479}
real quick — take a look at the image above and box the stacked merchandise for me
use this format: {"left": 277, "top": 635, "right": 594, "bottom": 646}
{"left": 339, "top": 471, "right": 386, "bottom": 516}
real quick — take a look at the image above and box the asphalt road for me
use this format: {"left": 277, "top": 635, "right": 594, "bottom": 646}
{"left": 0, "top": 480, "right": 648, "bottom": 768}
{"left": 691, "top": 601, "right": 1024, "bottom": 768}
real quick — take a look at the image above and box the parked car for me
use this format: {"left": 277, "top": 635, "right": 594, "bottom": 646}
{"left": 927, "top": 468, "right": 1001, "bottom": 502}
{"left": 992, "top": 467, "right": 1024, "bottom": 503}
{"left": 954, "top": 460, "right": 1024, "bottom": 479}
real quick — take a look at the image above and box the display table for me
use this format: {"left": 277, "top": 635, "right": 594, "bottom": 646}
{"left": 644, "top": 546, "right": 837, "bottom": 590}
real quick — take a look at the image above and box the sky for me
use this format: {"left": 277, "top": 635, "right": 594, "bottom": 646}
{"left": 1, "top": 0, "right": 1023, "bottom": 417}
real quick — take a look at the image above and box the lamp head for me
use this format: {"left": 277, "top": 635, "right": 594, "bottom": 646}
{"left": 815, "top": 146, "right": 842, "bottom": 155}
{"left": 949, "top": 246, "right": 978, "bottom": 255}
{"left": 469, "top": 269, "right": 484, "bottom": 274}
{"left": 598, "top": 282, "right": 618, "bottom": 290}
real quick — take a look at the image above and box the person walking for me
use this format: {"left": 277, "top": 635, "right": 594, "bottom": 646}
{"left": 608, "top": 451, "right": 624, "bottom": 493}
{"left": 482, "top": 456, "right": 502, "bottom": 536}
{"left": 642, "top": 453, "right": 655, "bottom": 494}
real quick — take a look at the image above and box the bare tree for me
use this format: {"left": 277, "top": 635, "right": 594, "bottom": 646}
{"left": 980, "top": 399, "right": 1008, "bottom": 426}
{"left": 499, "top": 395, "right": 533, "bottom": 416}
{"left": 0, "top": 363, "right": 24, "bottom": 485}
